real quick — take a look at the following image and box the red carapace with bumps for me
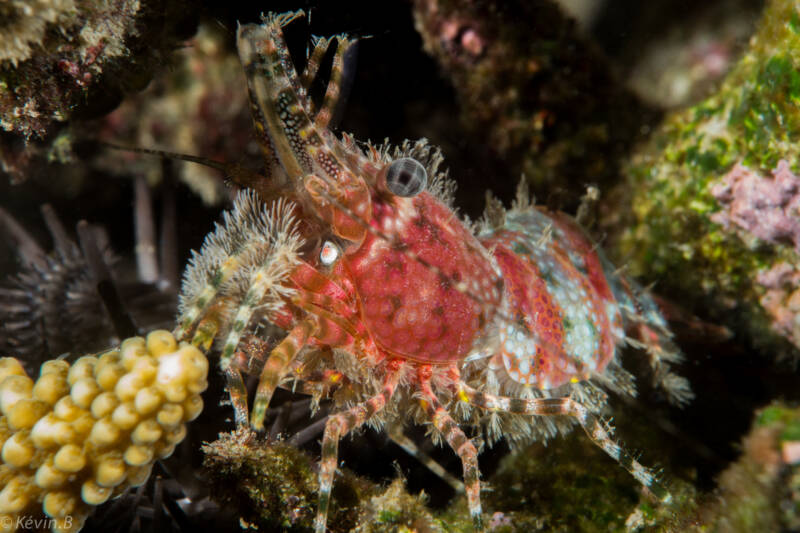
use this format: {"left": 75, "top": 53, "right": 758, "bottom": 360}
{"left": 159, "top": 11, "right": 693, "bottom": 532}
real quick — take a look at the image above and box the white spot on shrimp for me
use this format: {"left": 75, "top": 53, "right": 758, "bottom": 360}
{"left": 320, "top": 241, "right": 340, "bottom": 266}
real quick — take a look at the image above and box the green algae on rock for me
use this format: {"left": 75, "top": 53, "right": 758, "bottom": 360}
{"left": 203, "top": 428, "right": 338, "bottom": 532}
{"left": 202, "top": 428, "right": 447, "bottom": 533}
{"left": 449, "top": 411, "right": 697, "bottom": 533}
{"left": 352, "top": 478, "right": 449, "bottom": 533}
{"left": 617, "top": 0, "right": 800, "bottom": 359}
{"left": 477, "top": 434, "right": 643, "bottom": 532}
{"left": 467, "top": 401, "right": 800, "bottom": 532}
{"left": 656, "top": 402, "right": 800, "bottom": 532}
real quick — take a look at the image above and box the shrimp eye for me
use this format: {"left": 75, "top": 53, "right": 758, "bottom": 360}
{"left": 319, "top": 241, "right": 340, "bottom": 266}
{"left": 385, "top": 158, "right": 427, "bottom": 197}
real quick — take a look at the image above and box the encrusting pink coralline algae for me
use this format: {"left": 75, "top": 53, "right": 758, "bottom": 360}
{"left": 710, "top": 160, "right": 800, "bottom": 249}
{"left": 711, "top": 159, "right": 800, "bottom": 347}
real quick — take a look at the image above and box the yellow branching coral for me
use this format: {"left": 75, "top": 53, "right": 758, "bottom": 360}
{"left": 0, "top": 330, "right": 208, "bottom": 532}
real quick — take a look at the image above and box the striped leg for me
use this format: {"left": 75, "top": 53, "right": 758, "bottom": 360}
{"left": 418, "top": 368, "right": 483, "bottom": 531}
{"left": 313, "top": 36, "right": 356, "bottom": 129}
{"left": 251, "top": 320, "right": 317, "bottom": 430}
{"left": 315, "top": 364, "right": 403, "bottom": 533}
{"left": 218, "top": 244, "right": 298, "bottom": 374}
{"left": 187, "top": 296, "right": 229, "bottom": 351}
{"left": 209, "top": 249, "right": 297, "bottom": 429}
{"left": 457, "top": 384, "right": 670, "bottom": 502}
{"left": 223, "top": 366, "right": 250, "bottom": 427}
{"left": 301, "top": 36, "right": 332, "bottom": 89}
{"left": 185, "top": 305, "right": 249, "bottom": 428}
{"left": 176, "top": 254, "right": 242, "bottom": 340}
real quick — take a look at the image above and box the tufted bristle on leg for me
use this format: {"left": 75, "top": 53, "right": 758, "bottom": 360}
{"left": 177, "top": 193, "right": 301, "bottom": 340}
{"left": 171, "top": 193, "right": 304, "bottom": 430}
{"left": 628, "top": 324, "right": 693, "bottom": 407}
{"left": 618, "top": 282, "right": 695, "bottom": 407}
{"left": 217, "top": 225, "right": 301, "bottom": 367}
{"left": 178, "top": 192, "right": 264, "bottom": 337}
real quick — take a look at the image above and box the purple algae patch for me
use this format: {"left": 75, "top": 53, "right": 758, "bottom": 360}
{"left": 710, "top": 160, "right": 800, "bottom": 249}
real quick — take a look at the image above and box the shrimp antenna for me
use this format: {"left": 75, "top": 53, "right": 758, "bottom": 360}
{"left": 101, "top": 142, "right": 231, "bottom": 172}
{"left": 101, "top": 141, "right": 281, "bottom": 198}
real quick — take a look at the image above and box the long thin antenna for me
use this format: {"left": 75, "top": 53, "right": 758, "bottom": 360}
{"left": 101, "top": 141, "right": 281, "bottom": 199}
{"left": 102, "top": 142, "right": 231, "bottom": 173}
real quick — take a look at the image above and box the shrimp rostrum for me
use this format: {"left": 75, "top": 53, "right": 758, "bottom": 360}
{"left": 173, "top": 11, "right": 692, "bottom": 532}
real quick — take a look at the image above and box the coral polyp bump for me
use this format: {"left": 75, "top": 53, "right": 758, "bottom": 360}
{"left": 0, "top": 331, "right": 207, "bottom": 533}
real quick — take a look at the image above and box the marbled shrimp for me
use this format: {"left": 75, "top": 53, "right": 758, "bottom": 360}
{"left": 143, "top": 11, "right": 693, "bottom": 531}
